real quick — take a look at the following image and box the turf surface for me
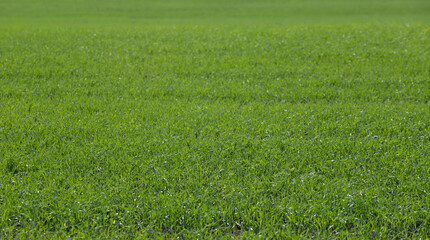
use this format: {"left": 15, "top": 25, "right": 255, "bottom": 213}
{"left": 1, "top": 0, "right": 430, "bottom": 239}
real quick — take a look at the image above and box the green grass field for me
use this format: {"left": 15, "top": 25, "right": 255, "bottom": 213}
{"left": 1, "top": 0, "right": 430, "bottom": 238}
{"left": 1, "top": 0, "right": 430, "bottom": 26}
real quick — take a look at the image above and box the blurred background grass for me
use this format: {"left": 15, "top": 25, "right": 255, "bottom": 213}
{"left": 1, "top": 0, "right": 429, "bottom": 27}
